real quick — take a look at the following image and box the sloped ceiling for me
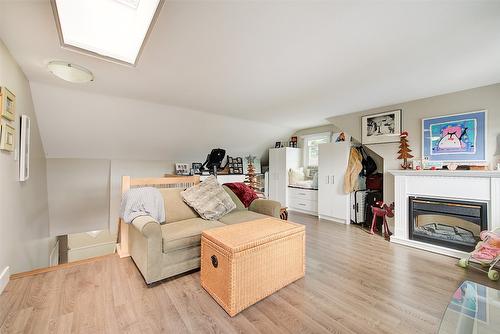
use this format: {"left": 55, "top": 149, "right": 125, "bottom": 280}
{"left": 30, "top": 82, "right": 291, "bottom": 160}
{"left": 1, "top": 1, "right": 500, "bottom": 160}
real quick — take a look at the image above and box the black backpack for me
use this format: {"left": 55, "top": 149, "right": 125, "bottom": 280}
{"left": 358, "top": 146, "right": 377, "bottom": 177}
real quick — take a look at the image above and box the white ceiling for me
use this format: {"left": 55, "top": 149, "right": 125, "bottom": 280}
{"left": 1, "top": 0, "right": 500, "bottom": 159}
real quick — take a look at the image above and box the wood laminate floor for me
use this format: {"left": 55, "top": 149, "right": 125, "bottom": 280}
{"left": 1, "top": 212, "right": 498, "bottom": 334}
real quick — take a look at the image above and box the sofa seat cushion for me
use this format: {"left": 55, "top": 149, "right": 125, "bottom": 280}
{"left": 161, "top": 218, "right": 225, "bottom": 253}
{"left": 218, "top": 210, "right": 269, "bottom": 225}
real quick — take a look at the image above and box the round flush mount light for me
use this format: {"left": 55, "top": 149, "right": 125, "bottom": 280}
{"left": 47, "top": 61, "right": 94, "bottom": 83}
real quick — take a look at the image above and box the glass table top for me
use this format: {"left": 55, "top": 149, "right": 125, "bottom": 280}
{"left": 439, "top": 281, "right": 500, "bottom": 334}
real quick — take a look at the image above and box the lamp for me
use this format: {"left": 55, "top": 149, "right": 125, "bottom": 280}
{"left": 48, "top": 61, "right": 94, "bottom": 83}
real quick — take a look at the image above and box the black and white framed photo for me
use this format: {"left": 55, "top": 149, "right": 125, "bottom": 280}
{"left": 191, "top": 162, "right": 202, "bottom": 175}
{"left": 175, "top": 163, "right": 190, "bottom": 175}
{"left": 361, "top": 109, "right": 402, "bottom": 144}
{"left": 19, "top": 115, "right": 30, "bottom": 181}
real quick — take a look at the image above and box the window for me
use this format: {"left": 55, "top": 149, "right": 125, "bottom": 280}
{"left": 52, "top": 0, "right": 163, "bottom": 65}
{"left": 303, "top": 133, "right": 330, "bottom": 167}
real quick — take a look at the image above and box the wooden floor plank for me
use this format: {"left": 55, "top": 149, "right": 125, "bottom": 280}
{"left": 1, "top": 212, "right": 497, "bottom": 334}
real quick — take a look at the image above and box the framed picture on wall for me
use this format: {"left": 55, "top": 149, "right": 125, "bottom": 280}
{"left": 0, "top": 87, "right": 16, "bottom": 121}
{"left": 422, "top": 110, "right": 487, "bottom": 163}
{"left": 361, "top": 109, "right": 402, "bottom": 144}
{"left": 19, "top": 115, "right": 31, "bottom": 181}
{"left": 0, "top": 122, "right": 15, "bottom": 152}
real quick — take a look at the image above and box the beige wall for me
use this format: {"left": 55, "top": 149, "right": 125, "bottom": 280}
{"left": 0, "top": 40, "right": 54, "bottom": 275}
{"left": 47, "top": 159, "right": 111, "bottom": 236}
{"left": 328, "top": 83, "right": 500, "bottom": 213}
{"left": 46, "top": 158, "right": 177, "bottom": 236}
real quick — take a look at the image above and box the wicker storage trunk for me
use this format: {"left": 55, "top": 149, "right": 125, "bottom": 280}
{"left": 200, "top": 218, "right": 305, "bottom": 317}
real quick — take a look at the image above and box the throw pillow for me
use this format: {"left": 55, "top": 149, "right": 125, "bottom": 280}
{"left": 181, "top": 176, "right": 236, "bottom": 220}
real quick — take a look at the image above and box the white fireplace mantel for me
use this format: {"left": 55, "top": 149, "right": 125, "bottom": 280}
{"left": 389, "top": 170, "right": 500, "bottom": 258}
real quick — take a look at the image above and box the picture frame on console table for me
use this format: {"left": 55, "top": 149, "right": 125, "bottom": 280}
{"left": 361, "top": 109, "right": 402, "bottom": 144}
{"left": 422, "top": 110, "right": 487, "bottom": 163}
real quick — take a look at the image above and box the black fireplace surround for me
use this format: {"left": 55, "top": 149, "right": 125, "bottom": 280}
{"left": 409, "top": 197, "right": 488, "bottom": 252}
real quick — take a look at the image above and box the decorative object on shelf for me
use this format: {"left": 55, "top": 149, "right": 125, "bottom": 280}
{"left": 289, "top": 136, "right": 298, "bottom": 148}
{"left": 227, "top": 156, "right": 243, "bottom": 174}
{"left": 361, "top": 109, "right": 402, "bottom": 144}
{"left": 274, "top": 142, "right": 281, "bottom": 148}
{"left": 191, "top": 162, "right": 202, "bottom": 175}
{"left": 175, "top": 163, "right": 190, "bottom": 175}
{"left": 244, "top": 155, "right": 258, "bottom": 190}
{"left": 423, "top": 110, "right": 487, "bottom": 163}
{"left": 0, "top": 122, "right": 15, "bottom": 152}
{"left": 335, "top": 132, "right": 346, "bottom": 142}
{"left": 422, "top": 160, "right": 444, "bottom": 170}
{"left": 412, "top": 159, "right": 422, "bottom": 170}
{"left": 398, "top": 131, "right": 414, "bottom": 169}
{"left": 19, "top": 115, "right": 31, "bottom": 181}
{"left": 447, "top": 163, "right": 458, "bottom": 171}
{"left": 0, "top": 87, "right": 16, "bottom": 121}
{"left": 201, "top": 148, "right": 226, "bottom": 175}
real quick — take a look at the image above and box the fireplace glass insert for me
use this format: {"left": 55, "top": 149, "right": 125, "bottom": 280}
{"left": 409, "top": 197, "right": 487, "bottom": 252}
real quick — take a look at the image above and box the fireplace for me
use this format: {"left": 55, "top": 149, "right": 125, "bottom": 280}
{"left": 409, "top": 197, "right": 488, "bottom": 252}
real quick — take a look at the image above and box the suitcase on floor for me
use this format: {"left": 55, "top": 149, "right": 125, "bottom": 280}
{"left": 350, "top": 190, "right": 375, "bottom": 224}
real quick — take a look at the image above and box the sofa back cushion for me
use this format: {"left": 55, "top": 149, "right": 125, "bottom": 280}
{"left": 222, "top": 185, "right": 246, "bottom": 211}
{"left": 160, "top": 188, "right": 199, "bottom": 223}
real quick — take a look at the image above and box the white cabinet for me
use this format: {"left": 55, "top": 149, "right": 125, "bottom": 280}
{"left": 318, "top": 142, "right": 350, "bottom": 223}
{"left": 268, "top": 147, "right": 301, "bottom": 207}
{"left": 288, "top": 187, "right": 318, "bottom": 215}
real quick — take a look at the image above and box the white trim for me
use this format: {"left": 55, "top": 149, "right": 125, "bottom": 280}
{"left": 0, "top": 266, "right": 10, "bottom": 295}
{"left": 299, "top": 132, "right": 332, "bottom": 141}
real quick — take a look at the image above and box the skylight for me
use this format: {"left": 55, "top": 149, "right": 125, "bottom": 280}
{"left": 52, "top": 0, "right": 163, "bottom": 65}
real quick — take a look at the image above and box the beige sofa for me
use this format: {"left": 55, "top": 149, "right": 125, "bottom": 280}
{"left": 129, "top": 185, "right": 281, "bottom": 284}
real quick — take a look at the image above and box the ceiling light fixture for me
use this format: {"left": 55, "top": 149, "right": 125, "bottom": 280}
{"left": 47, "top": 61, "right": 94, "bottom": 83}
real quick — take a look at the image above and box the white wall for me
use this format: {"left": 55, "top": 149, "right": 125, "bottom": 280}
{"left": 0, "top": 40, "right": 54, "bottom": 277}
{"left": 30, "top": 82, "right": 293, "bottom": 161}
{"left": 46, "top": 158, "right": 181, "bottom": 236}
{"left": 328, "top": 83, "right": 500, "bottom": 217}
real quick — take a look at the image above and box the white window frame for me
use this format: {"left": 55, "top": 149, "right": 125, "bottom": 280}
{"left": 301, "top": 132, "right": 331, "bottom": 167}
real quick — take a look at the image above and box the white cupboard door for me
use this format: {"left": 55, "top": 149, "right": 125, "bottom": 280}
{"left": 318, "top": 144, "right": 334, "bottom": 217}
{"left": 330, "top": 142, "right": 350, "bottom": 222}
{"left": 318, "top": 142, "right": 351, "bottom": 222}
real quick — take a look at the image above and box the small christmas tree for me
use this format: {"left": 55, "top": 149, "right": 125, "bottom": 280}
{"left": 398, "top": 131, "right": 414, "bottom": 169}
{"left": 244, "top": 155, "right": 259, "bottom": 190}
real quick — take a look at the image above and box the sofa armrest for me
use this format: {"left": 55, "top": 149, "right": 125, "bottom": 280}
{"left": 131, "top": 215, "right": 161, "bottom": 238}
{"left": 249, "top": 199, "right": 281, "bottom": 218}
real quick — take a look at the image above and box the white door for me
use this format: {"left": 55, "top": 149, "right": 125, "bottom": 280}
{"left": 318, "top": 142, "right": 351, "bottom": 223}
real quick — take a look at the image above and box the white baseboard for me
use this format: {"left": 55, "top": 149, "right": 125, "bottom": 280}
{"left": 0, "top": 266, "right": 10, "bottom": 295}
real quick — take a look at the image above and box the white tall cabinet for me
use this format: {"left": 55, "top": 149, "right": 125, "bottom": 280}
{"left": 318, "top": 142, "right": 350, "bottom": 223}
{"left": 268, "top": 147, "right": 301, "bottom": 207}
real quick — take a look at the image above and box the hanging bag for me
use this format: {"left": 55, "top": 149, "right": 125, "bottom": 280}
{"left": 359, "top": 146, "right": 377, "bottom": 176}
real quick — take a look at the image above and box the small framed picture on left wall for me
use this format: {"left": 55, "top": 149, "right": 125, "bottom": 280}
{"left": 0, "top": 122, "right": 15, "bottom": 152}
